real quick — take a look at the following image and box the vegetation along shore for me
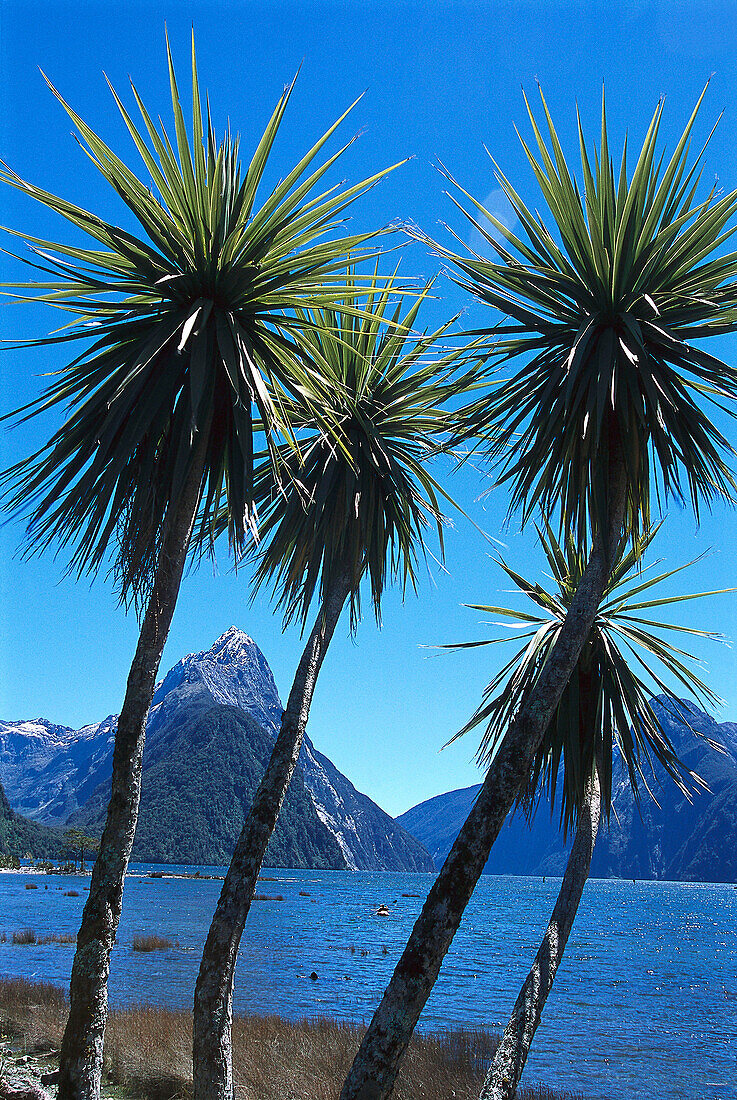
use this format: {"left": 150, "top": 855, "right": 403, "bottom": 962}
{"left": 0, "top": 977, "right": 584, "bottom": 1100}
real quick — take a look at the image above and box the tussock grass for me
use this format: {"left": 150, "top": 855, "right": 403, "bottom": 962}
{"left": 0, "top": 977, "right": 585, "bottom": 1100}
{"left": 132, "top": 934, "right": 173, "bottom": 952}
{"left": 9, "top": 929, "right": 76, "bottom": 945}
{"left": 0, "top": 977, "right": 67, "bottom": 1052}
{"left": 12, "top": 929, "right": 37, "bottom": 944}
{"left": 64, "top": 890, "right": 80, "bottom": 897}
{"left": 24, "top": 883, "right": 38, "bottom": 890}
{"left": 253, "top": 894, "right": 284, "bottom": 902}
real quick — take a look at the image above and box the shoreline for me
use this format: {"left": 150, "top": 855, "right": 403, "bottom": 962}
{"left": 0, "top": 976, "right": 586, "bottom": 1100}
{"left": 2, "top": 864, "right": 735, "bottom": 886}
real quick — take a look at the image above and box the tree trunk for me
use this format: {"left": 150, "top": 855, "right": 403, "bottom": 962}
{"left": 57, "top": 434, "right": 209, "bottom": 1100}
{"left": 480, "top": 768, "right": 602, "bottom": 1100}
{"left": 339, "top": 469, "right": 626, "bottom": 1100}
{"left": 192, "top": 567, "right": 352, "bottom": 1100}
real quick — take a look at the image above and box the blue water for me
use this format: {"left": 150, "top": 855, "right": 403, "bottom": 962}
{"left": 1, "top": 867, "right": 735, "bottom": 1099}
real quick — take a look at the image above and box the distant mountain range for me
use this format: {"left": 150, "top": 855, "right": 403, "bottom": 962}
{"left": 0, "top": 628, "right": 433, "bottom": 872}
{"left": 397, "top": 697, "right": 737, "bottom": 883}
{"left": 6, "top": 633, "right": 737, "bottom": 882}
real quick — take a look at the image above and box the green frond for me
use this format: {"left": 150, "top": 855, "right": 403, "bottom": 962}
{"left": 0, "top": 35, "right": 404, "bottom": 607}
{"left": 424, "top": 88, "right": 737, "bottom": 542}
{"left": 445, "top": 524, "right": 731, "bottom": 832}
{"left": 240, "top": 267, "right": 481, "bottom": 631}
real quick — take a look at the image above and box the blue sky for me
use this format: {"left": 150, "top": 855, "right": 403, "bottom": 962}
{"left": 2, "top": 0, "right": 737, "bottom": 817}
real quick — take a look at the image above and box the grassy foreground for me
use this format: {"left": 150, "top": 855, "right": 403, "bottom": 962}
{"left": 0, "top": 977, "right": 584, "bottom": 1100}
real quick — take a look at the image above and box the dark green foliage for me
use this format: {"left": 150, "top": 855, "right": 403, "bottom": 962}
{"left": 247, "top": 270, "right": 479, "bottom": 631}
{"left": 429, "top": 88, "right": 737, "bottom": 542}
{"left": 446, "top": 526, "right": 727, "bottom": 832}
{"left": 63, "top": 826, "right": 99, "bottom": 870}
{"left": 0, "top": 35, "right": 400, "bottom": 607}
{"left": 0, "top": 780, "right": 66, "bottom": 861}
{"left": 73, "top": 707, "right": 346, "bottom": 867}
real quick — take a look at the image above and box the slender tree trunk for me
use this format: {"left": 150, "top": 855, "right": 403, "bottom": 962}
{"left": 57, "top": 434, "right": 209, "bottom": 1100}
{"left": 480, "top": 768, "right": 602, "bottom": 1100}
{"left": 339, "top": 466, "right": 626, "bottom": 1100}
{"left": 192, "top": 566, "right": 352, "bottom": 1100}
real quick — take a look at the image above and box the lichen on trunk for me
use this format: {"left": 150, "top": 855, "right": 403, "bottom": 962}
{"left": 339, "top": 466, "right": 626, "bottom": 1100}
{"left": 480, "top": 769, "right": 602, "bottom": 1100}
{"left": 57, "top": 435, "right": 208, "bottom": 1100}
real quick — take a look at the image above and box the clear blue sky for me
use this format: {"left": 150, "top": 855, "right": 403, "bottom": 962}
{"left": 2, "top": 0, "right": 737, "bottom": 817}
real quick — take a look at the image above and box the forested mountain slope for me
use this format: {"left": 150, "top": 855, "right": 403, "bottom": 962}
{"left": 2, "top": 629, "right": 433, "bottom": 871}
{"left": 398, "top": 698, "right": 737, "bottom": 883}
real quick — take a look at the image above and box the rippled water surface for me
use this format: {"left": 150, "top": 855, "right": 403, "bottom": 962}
{"left": 1, "top": 867, "right": 735, "bottom": 1098}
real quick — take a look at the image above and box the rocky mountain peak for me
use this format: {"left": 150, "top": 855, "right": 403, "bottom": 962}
{"left": 210, "top": 625, "right": 256, "bottom": 653}
{"left": 1, "top": 630, "right": 434, "bottom": 872}
{"left": 148, "top": 626, "right": 282, "bottom": 739}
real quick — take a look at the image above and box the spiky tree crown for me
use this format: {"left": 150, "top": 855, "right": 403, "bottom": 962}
{"left": 1, "top": 36, "right": 401, "bottom": 605}
{"left": 428, "top": 87, "right": 737, "bottom": 541}
{"left": 445, "top": 525, "right": 729, "bottom": 832}
{"left": 247, "top": 270, "right": 478, "bottom": 630}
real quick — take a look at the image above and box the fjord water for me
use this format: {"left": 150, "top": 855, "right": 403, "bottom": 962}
{"left": 1, "top": 869, "right": 734, "bottom": 1099}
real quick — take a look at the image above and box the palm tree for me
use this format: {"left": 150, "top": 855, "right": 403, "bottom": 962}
{"left": 192, "top": 269, "right": 478, "bottom": 1100}
{"left": 0, "top": 39, "right": 404, "bottom": 1100}
{"left": 445, "top": 525, "right": 728, "bottom": 1099}
{"left": 340, "top": 88, "right": 737, "bottom": 1100}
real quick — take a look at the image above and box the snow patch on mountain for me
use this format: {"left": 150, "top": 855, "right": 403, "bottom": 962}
{"left": 147, "top": 626, "right": 282, "bottom": 739}
{"left": 0, "top": 628, "right": 434, "bottom": 872}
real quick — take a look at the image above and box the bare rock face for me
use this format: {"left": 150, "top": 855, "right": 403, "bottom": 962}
{"left": 146, "top": 626, "right": 284, "bottom": 740}
{"left": 0, "top": 1055, "right": 53, "bottom": 1100}
{"left": 1, "top": 629, "right": 433, "bottom": 873}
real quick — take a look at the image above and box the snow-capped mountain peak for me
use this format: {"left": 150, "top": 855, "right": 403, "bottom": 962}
{"left": 1, "top": 629, "right": 434, "bottom": 872}
{"left": 211, "top": 625, "right": 256, "bottom": 653}
{"left": 148, "top": 627, "right": 282, "bottom": 738}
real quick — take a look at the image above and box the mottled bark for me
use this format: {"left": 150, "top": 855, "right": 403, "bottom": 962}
{"left": 192, "top": 567, "right": 352, "bottom": 1100}
{"left": 57, "top": 433, "right": 209, "bottom": 1100}
{"left": 481, "top": 769, "right": 602, "bottom": 1100}
{"left": 339, "top": 465, "right": 626, "bottom": 1100}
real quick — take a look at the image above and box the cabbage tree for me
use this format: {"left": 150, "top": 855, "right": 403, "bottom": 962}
{"left": 448, "top": 525, "right": 727, "bottom": 1099}
{"left": 341, "top": 87, "right": 737, "bottom": 1100}
{"left": 192, "top": 269, "right": 479, "bottom": 1100}
{"left": 0, "top": 38, "right": 402, "bottom": 1100}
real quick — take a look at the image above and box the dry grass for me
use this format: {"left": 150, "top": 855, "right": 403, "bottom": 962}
{"left": 0, "top": 976, "right": 67, "bottom": 1052}
{"left": 8, "top": 930, "right": 76, "bottom": 945}
{"left": 0, "top": 976, "right": 585, "bottom": 1100}
{"left": 11, "top": 929, "right": 37, "bottom": 944}
{"left": 64, "top": 890, "right": 81, "bottom": 897}
{"left": 131, "top": 934, "right": 173, "bottom": 952}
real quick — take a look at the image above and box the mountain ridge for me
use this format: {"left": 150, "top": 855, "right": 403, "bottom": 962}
{"left": 397, "top": 696, "right": 737, "bottom": 883}
{"left": 1, "top": 629, "right": 433, "bottom": 872}
{"left": 0, "top": 779, "right": 66, "bottom": 862}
